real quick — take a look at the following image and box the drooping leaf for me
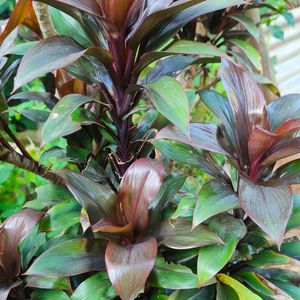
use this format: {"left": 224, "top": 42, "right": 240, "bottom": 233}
{"left": 155, "top": 123, "right": 228, "bottom": 155}
{"left": 197, "top": 214, "right": 247, "bottom": 285}
{"left": 51, "top": 0, "right": 101, "bottom": 16}
{"left": 26, "top": 238, "right": 106, "bottom": 277}
{"left": 14, "top": 36, "right": 89, "bottom": 89}
{"left": 193, "top": 180, "right": 240, "bottom": 228}
{"left": 118, "top": 158, "right": 165, "bottom": 234}
{"left": 105, "top": 238, "right": 157, "bottom": 300}
{"left": 239, "top": 177, "right": 292, "bottom": 248}
{"left": 41, "top": 94, "right": 92, "bottom": 144}
{"left": 229, "top": 14, "right": 260, "bottom": 40}
{"left": 71, "top": 272, "right": 116, "bottom": 300}
{"left": 217, "top": 274, "right": 262, "bottom": 300}
{"left": 156, "top": 219, "right": 223, "bottom": 250}
{"left": 145, "top": 76, "right": 190, "bottom": 136}
{"left": 0, "top": 209, "right": 44, "bottom": 278}
{"left": 149, "top": 257, "right": 199, "bottom": 290}
{"left": 59, "top": 171, "right": 116, "bottom": 225}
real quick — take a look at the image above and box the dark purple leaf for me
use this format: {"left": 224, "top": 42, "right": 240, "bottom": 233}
{"left": 59, "top": 171, "right": 117, "bottom": 225}
{"left": 53, "top": 0, "right": 101, "bottom": 16}
{"left": 239, "top": 177, "right": 292, "bottom": 248}
{"left": 0, "top": 209, "right": 43, "bottom": 279}
{"left": 156, "top": 219, "right": 223, "bottom": 249}
{"left": 105, "top": 238, "right": 157, "bottom": 300}
{"left": 118, "top": 158, "right": 165, "bottom": 234}
{"left": 0, "top": 281, "right": 22, "bottom": 300}
{"left": 220, "top": 58, "right": 267, "bottom": 166}
{"left": 155, "top": 123, "right": 229, "bottom": 155}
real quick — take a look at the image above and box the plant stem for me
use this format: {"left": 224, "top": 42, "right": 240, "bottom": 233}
{"left": 0, "top": 144, "right": 63, "bottom": 184}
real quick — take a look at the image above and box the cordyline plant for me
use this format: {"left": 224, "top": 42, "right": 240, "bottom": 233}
{"left": 0, "top": 0, "right": 300, "bottom": 299}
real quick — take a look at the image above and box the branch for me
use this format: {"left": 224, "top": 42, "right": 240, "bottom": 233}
{"left": 0, "top": 144, "right": 63, "bottom": 185}
{"left": 32, "top": 1, "right": 56, "bottom": 38}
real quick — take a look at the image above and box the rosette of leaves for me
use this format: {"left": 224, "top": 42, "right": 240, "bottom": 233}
{"left": 54, "top": 158, "right": 225, "bottom": 300}
{"left": 155, "top": 58, "right": 300, "bottom": 249}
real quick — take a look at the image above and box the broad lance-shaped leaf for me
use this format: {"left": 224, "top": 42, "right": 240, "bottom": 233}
{"left": 219, "top": 58, "right": 266, "bottom": 165}
{"left": 105, "top": 238, "right": 157, "bottom": 300}
{"left": 71, "top": 272, "right": 116, "bottom": 300}
{"left": 118, "top": 158, "right": 165, "bottom": 234}
{"left": 198, "top": 89, "right": 236, "bottom": 149}
{"left": 144, "top": 76, "right": 190, "bottom": 136}
{"left": 26, "top": 238, "right": 106, "bottom": 277}
{"left": 156, "top": 219, "right": 223, "bottom": 250}
{"left": 155, "top": 123, "right": 229, "bottom": 155}
{"left": 267, "top": 94, "right": 300, "bottom": 131}
{"left": 0, "top": 209, "right": 44, "bottom": 279}
{"left": 197, "top": 214, "right": 247, "bottom": 286}
{"left": 42, "top": 94, "right": 92, "bottom": 144}
{"left": 148, "top": 257, "right": 216, "bottom": 290}
{"left": 193, "top": 180, "right": 240, "bottom": 228}
{"left": 239, "top": 177, "right": 292, "bottom": 248}
{"left": 14, "top": 36, "right": 112, "bottom": 89}
{"left": 217, "top": 274, "right": 262, "bottom": 300}
{"left": 59, "top": 171, "right": 116, "bottom": 225}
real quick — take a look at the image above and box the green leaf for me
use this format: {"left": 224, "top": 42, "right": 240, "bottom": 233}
{"left": 26, "top": 238, "right": 106, "bottom": 277}
{"left": 31, "top": 289, "right": 70, "bottom": 300}
{"left": 42, "top": 94, "right": 92, "bottom": 144}
{"left": 217, "top": 282, "right": 239, "bottom": 300}
{"left": 49, "top": 7, "right": 92, "bottom": 48}
{"left": 71, "top": 273, "right": 116, "bottom": 300}
{"left": 217, "top": 274, "right": 262, "bottom": 300}
{"left": 239, "top": 177, "right": 292, "bottom": 248}
{"left": 24, "top": 184, "right": 73, "bottom": 210}
{"left": 26, "top": 276, "right": 71, "bottom": 291}
{"left": 149, "top": 257, "right": 199, "bottom": 289}
{"left": 229, "top": 15, "right": 260, "bottom": 40}
{"left": 157, "top": 219, "right": 223, "bottom": 250}
{"left": 197, "top": 214, "right": 246, "bottom": 285}
{"left": 14, "top": 36, "right": 89, "bottom": 89}
{"left": 193, "top": 180, "right": 239, "bottom": 228}
{"left": 171, "top": 195, "right": 196, "bottom": 220}
{"left": 169, "top": 286, "right": 216, "bottom": 300}
{"left": 229, "top": 39, "right": 262, "bottom": 71}
{"left": 145, "top": 76, "right": 190, "bottom": 136}
{"left": 39, "top": 199, "right": 81, "bottom": 232}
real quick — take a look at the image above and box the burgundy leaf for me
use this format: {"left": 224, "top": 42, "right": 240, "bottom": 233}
{"left": 0, "top": 209, "right": 43, "bottom": 279}
{"left": 239, "top": 177, "right": 292, "bottom": 249}
{"left": 0, "top": 280, "right": 22, "bottom": 300}
{"left": 220, "top": 58, "right": 267, "bottom": 165}
{"left": 105, "top": 238, "right": 157, "bottom": 300}
{"left": 155, "top": 123, "right": 229, "bottom": 155}
{"left": 273, "top": 118, "right": 300, "bottom": 136}
{"left": 261, "top": 137, "right": 300, "bottom": 168}
{"left": 118, "top": 158, "right": 165, "bottom": 234}
{"left": 54, "top": 0, "right": 101, "bottom": 16}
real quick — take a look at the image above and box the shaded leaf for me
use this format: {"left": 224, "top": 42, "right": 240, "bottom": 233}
{"left": 42, "top": 94, "right": 92, "bottom": 144}
{"left": 145, "top": 76, "right": 190, "bottom": 136}
{"left": 26, "top": 276, "right": 71, "bottom": 291}
{"left": 229, "top": 14, "right": 260, "bottom": 40}
{"left": 193, "top": 180, "right": 239, "bottom": 227}
{"left": 31, "top": 289, "right": 70, "bottom": 300}
{"left": 105, "top": 238, "right": 157, "bottom": 300}
{"left": 156, "top": 219, "right": 223, "bottom": 250}
{"left": 26, "top": 238, "right": 106, "bottom": 277}
{"left": 239, "top": 177, "right": 292, "bottom": 248}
